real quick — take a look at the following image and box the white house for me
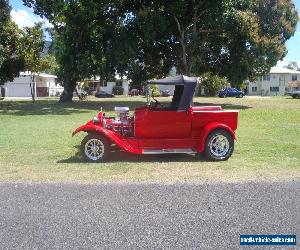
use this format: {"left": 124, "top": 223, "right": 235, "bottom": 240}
{"left": 2, "top": 72, "right": 62, "bottom": 98}
{"left": 84, "top": 75, "right": 129, "bottom": 95}
{"left": 248, "top": 67, "right": 300, "bottom": 96}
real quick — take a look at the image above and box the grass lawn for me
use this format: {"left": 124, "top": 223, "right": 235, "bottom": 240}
{"left": 0, "top": 96, "right": 299, "bottom": 183}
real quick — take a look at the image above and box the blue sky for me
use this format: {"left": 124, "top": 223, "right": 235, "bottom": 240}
{"left": 283, "top": 0, "right": 300, "bottom": 64}
{"left": 9, "top": 0, "right": 300, "bottom": 65}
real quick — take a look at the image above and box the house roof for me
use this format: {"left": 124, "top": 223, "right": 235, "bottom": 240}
{"left": 148, "top": 75, "right": 198, "bottom": 85}
{"left": 270, "top": 67, "right": 300, "bottom": 74}
{"left": 93, "top": 74, "right": 128, "bottom": 81}
{"left": 20, "top": 71, "right": 57, "bottom": 78}
{"left": 39, "top": 73, "right": 57, "bottom": 78}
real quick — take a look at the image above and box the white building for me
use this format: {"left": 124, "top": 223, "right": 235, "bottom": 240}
{"left": 2, "top": 72, "right": 62, "bottom": 98}
{"left": 101, "top": 80, "right": 129, "bottom": 95}
{"left": 248, "top": 67, "right": 300, "bottom": 96}
{"left": 84, "top": 75, "right": 129, "bottom": 95}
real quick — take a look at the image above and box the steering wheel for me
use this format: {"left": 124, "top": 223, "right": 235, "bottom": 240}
{"left": 151, "top": 96, "right": 164, "bottom": 108}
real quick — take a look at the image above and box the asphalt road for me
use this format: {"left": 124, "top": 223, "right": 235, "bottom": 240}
{"left": 0, "top": 181, "right": 299, "bottom": 250}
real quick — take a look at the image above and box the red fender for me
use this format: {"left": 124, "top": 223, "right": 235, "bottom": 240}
{"left": 197, "top": 122, "right": 237, "bottom": 152}
{"left": 72, "top": 121, "right": 100, "bottom": 137}
{"left": 72, "top": 121, "right": 142, "bottom": 154}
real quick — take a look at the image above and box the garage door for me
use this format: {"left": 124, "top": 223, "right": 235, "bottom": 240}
{"left": 6, "top": 83, "right": 31, "bottom": 97}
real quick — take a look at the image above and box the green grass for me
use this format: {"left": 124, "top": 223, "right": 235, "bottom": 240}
{"left": 0, "top": 96, "right": 299, "bottom": 183}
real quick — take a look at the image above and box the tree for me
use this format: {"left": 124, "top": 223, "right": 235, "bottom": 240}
{"left": 125, "top": 0, "right": 298, "bottom": 86}
{"left": 23, "top": 0, "right": 174, "bottom": 101}
{"left": 19, "top": 24, "right": 49, "bottom": 103}
{"left": 24, "top": 0, "right": 298, "bottom": 99}
{"left": 24, "top": 0, "right": 133, "bottom": 102}
{"left": 42, "top": 54, "right": 59, "bottom": 75}
{"left": 199, "top": 73, "right": 228, "bottom": 96}
{"left": 125, "top": 7, "right": 176, "bottom": 87}
{"left": 0, "top": 0, "right": 24, "bottom": 85}
{"left": 285, "top": 61, "right": 299, "bottom": 71}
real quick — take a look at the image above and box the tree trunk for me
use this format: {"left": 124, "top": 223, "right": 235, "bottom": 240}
{"left": 59, "top": 80, "right": 76, "bottom": 103}
{"left": 95, "top": 75, "right": 100, "bottom": 92}
{"left": 180, "top": 42, "right": 190, "bottom": 75}
{"left": 98, "top": 78, "right": 104, "bottom": 92}
{"left": 173, "top": 16, "right": 191, "bottom": 76}
{"left": 30, "top": 74, "right": 36, "bottom": 104}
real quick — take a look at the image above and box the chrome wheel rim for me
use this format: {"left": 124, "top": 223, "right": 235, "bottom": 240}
{"left": 85, "top": 138, "right": 104, "bottom": 161}
{"left": 209, "top": 135, "right": 230, "bottom": 158}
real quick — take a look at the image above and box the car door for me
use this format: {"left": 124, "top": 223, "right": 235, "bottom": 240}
{"left": 225, "top": 87, "right": 231, "bottom": 96}
{"left": 232, "top": 88, "right": 239, "bottom": 97}
{"left": 135, "top": 108, "right": 192, "bottom": 138}
{"left": 228, "top": 88, "right": 236, "bottom": 97}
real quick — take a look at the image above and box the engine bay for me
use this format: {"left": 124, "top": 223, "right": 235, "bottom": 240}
{"left": 103, "top": 107, "right": 134, "bottom": 137}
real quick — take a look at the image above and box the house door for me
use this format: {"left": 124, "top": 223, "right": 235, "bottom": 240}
{"left": 1, "top": 87, "right": 5, "bottom": 97}
{"left": 36, "top": 87, "right": 49, "bottom": 97}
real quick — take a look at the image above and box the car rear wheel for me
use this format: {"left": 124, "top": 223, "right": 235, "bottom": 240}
{"left": 204, "top": 129, "right": 234, "bottom": 161}
{"left": 238, "top": 93, "right": 243, "bottom": 98}
{"left": 81, "top": 133, "right": 110, "bottom": 162}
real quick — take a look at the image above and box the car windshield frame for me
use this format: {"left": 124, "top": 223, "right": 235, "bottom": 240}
{"left": 147, "top": 75, "right": 198, "bottom": 111}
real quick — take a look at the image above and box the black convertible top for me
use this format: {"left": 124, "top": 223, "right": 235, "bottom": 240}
{"left": 148, "top": 75, "right": 198, "bottom": 111}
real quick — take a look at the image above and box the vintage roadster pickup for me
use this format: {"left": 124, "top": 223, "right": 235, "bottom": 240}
{"left": 72, "top": 75, "right": 239, "bottom": 162}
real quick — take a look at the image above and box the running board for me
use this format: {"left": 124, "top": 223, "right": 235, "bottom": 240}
{"left": 142, "top": 149, "right": 197, "bottom": 155}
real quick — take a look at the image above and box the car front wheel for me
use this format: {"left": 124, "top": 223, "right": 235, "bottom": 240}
{"left": 81, "top": 134, "right": 110, "bottom": 162}
{"left": 204, "top": 129, "right": 234, "bottom": 161}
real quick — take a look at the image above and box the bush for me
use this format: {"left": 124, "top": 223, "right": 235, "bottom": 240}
{"left": 199, "top": 73, "right": 228, "bottom": 96}
{"left": 150, "top": 84, "right": 160, "bottom": 97}
{"left": 112, "top": 86, "right": 124, "bottom": 95}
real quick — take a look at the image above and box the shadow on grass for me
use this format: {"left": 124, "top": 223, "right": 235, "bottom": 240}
{"left": 287, "top": 97, "right": 300, "bottom": 100}
{"left": 57, "top": 149, "right": 206, "bottom": 164}
{"left": 0, "top": 98, "right": 251, "bottom": 116}
{"left": 0, "top": 99, "right": 145, "bottom": 116}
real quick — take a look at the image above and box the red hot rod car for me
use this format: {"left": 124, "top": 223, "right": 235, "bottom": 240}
{"left": 72, "top": 75, "right": 239, "bottom": 162}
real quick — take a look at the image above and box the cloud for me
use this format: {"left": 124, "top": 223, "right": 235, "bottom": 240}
{"left": 42, "top": 18, "right": 53, "bottom": 29}
{"left": 276, "top": 60, "right": 288, "bottom": 67}
{"left": 276, "top": 59, "right": 300, "bottom": 67}
{"left": 10, "top": 9, "right": 53, "bottom": 30}
{"left": 11, "top": 9, "right": 36, "bottom": 28}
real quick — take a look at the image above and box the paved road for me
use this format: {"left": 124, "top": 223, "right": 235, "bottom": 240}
{"left": 0, "top": 181, "right": 299, "bottom": 250}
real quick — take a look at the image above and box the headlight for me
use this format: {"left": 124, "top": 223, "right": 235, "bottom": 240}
{"left": 92, "top": 116, "right": 100, "bottom": 124}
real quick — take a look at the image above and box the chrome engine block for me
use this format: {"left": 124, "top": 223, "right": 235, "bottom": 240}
{"left": 106, "top": 107, "right": 134, "bottom": 137}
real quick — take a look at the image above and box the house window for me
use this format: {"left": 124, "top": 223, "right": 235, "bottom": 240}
{"left": 292, "top": 75, "right": 298, "bottom": 81}
{"left": 116, "top": 81, "right": 122, "bottom": 87}
{"left": 270, "top": 87, "right": 279, "bottom": 92}
{"left": 100, "top": 81, "right": 107, "bottom": 87}
{"left": 262, "top": 75, "right": 270, "bottom": 81}
{"left": 252, "top": 87, "right": 257, "bottom": 92}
